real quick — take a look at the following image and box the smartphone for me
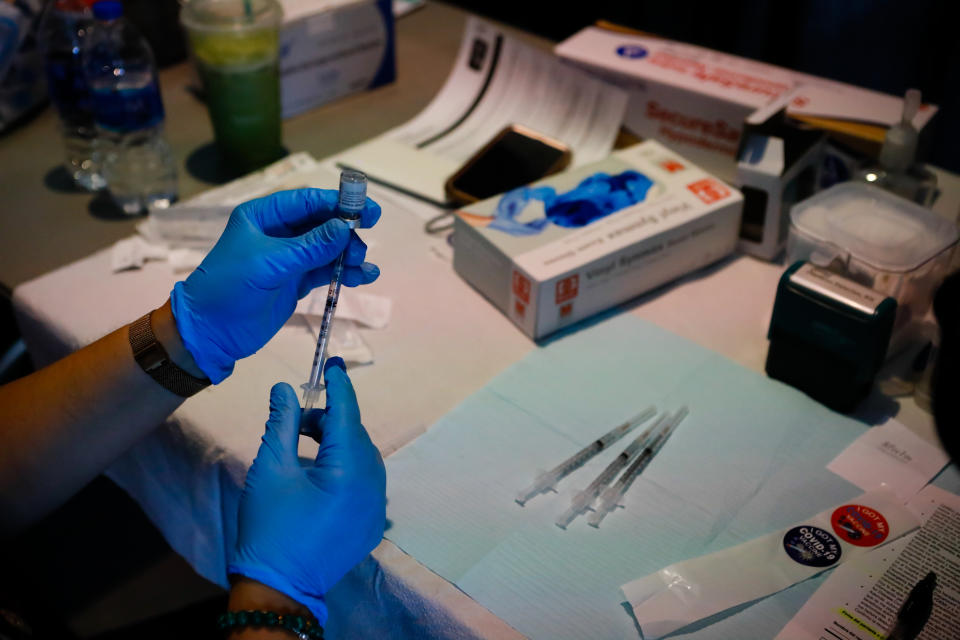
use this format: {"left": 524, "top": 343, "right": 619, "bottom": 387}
{"left": 445, "top": 125, "right": 572, "bottom": 205}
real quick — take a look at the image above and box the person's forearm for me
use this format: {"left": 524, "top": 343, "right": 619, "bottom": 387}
{"left": 0, "top": 300, "right": 203, "bottom": 533}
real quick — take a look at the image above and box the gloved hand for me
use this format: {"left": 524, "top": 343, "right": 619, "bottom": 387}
{"left": 229, "top": 359, "right": 387, "bottom": 623}
{"left": 171, "top": 189, "right": 381, "bottom": 383}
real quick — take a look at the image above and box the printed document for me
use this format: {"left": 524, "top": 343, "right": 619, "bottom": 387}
{"left": 775, "top": 485, "right": 960, "bottom": 640}
{"left": 336, "top": 17, "right": 628, "bottom": 205}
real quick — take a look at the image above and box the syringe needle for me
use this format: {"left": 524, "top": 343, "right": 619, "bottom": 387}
{"left": 301, "top": 170, "right": 367, "bottom": 412}
{"left": 515, "top": 406, "right": 656, "bottom": 505}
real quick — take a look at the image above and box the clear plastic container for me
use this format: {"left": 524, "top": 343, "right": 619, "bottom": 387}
{"left": 787, "top": 183, "right": 958, "bottom": 352}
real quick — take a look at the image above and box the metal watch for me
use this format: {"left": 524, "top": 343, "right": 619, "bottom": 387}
{"left": 128, "top": 311, "right": 210, "bottom": 397}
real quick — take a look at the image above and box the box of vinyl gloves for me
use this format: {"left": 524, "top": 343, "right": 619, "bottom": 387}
{"left": 453, "top": 140, "right": 742, "bottom": 340}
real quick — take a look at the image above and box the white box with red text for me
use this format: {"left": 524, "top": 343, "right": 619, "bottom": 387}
{"left": 453, "top": 141, "right": 742, "bottom": 340}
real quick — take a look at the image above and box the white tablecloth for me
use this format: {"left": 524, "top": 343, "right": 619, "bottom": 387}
{"left": 13, "top": 172, "right": 949, "bottom": 636}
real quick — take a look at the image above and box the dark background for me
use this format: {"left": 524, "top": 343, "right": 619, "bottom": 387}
{"left": 445, "top": 0, "right": 960, "bottom": 172}
{"left": 126, "top": 0, "right": 959, "bottom": 170}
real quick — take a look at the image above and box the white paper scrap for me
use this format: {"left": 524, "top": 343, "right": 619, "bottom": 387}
{"left": 827, "top": 419, "right": 950, "bottom": 503}
{"left": 111, "top": 236, "right": 170, "bottom": 272}
{"left": 297, "top": 317, "right": 374, "bottom": 367}
{"left": 143, "top": 152, "right": 324, "bottom": 248}
{"left": 168, "top": 247, "right": 207, "bottom": 273}
{"left": 775, "top": 484, "right": 960, "bottom": 640}
{"left": 295, "top": 289, "right": 392, "bottom": 329}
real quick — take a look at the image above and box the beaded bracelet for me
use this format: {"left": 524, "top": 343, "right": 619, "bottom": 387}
{"left": 216, "top": 610, "right": 324, "bottom": 639}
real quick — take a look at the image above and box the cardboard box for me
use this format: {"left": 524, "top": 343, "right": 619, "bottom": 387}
{"left": 453, "top": 141, "right": 742, "bottom": 340}
{"left": 279, "top": 0, "right": 395, "bottom": 118}
{"left": 775, "top": 84, "right": 937, "bottom": 157}
{"left": 735, "top": 109, "right": 826, "bottom": 260}
{"left": 555, "top": 27, "right": 799, "bottom": 182}
{"left": 554, "top": 27, "right": 937, "bottom": 183}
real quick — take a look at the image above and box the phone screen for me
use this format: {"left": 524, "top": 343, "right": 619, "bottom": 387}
{"left": 450, "top": 130, "right": 569, "bottom": 202}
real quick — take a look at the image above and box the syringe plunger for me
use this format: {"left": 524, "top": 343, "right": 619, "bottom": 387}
{"left": 587, "top": 486, "right": 620, "bottom": 527}
{"left": 516, "top": 468, "right": 565, "bottom": 505}
{"left": 555, "top": 490, "right": 593, "bottom": 529}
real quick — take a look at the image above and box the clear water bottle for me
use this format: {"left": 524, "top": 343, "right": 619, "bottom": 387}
{"left": 38, "top": 0, "right": 106, "bottom": 191}
{"left": 82, "top": 0, "right": 177, "bottom": 215}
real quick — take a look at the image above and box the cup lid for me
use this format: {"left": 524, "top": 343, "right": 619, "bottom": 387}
{"left": 181, "top": 0, "right": 283, "bottom": 32}
{"left": 790, "top": 183, "right": 959, "bottom": 273}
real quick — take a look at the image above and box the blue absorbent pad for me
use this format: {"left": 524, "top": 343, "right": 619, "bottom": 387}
{"left": 384, "top": 314, "right": 878, "bottom": 639}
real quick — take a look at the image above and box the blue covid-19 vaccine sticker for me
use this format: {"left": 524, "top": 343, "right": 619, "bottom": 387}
{"left": 616, "top": 45, "right": 648, "bottom": 59}
{"left": 782, "top": 526, "right": 842, "bottom": 567}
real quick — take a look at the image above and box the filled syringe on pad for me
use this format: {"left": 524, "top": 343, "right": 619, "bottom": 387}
{"left": 301, "top": 170, "right": 367, "bottom": 411}
{"left": 588, "top": 406, "right": 688, "bottom": 528}
{"left": 515, "top": 406, "right": 656, "bottom": 506}
{"left": 555, "top": 410, "right": 674, "bottom": 529}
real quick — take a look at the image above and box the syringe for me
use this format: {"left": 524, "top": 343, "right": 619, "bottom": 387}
{"left": 588, "top": 406, "right": 688, "bottom": 528}
{"left": 515, "top": 406, "right": 656, "bottom": 506}
{"left": 555, "top": 410, "right": 672, "bottom": 529}
{"left": 301, "top": 170, "right": 367, "bottom": 411}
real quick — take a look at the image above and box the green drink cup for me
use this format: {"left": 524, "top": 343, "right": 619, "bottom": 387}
{"left": 181, "top": 0, "right": 284, "bottom": 174}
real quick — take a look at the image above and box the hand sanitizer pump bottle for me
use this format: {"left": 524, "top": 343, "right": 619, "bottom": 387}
{"left": 856, "top": 89, "right": 937, "bottom": 207}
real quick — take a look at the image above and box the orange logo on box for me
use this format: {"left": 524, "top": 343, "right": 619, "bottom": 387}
{"left": 559, "top": 303, "right": 573, "bottom": 318}
{"left": 512, "top": 270, "right": 531, "bottom": 304}
{"left": 660, "top": 159, "right": 685, "bottom": 173}
{"left": 555, "top": 275, "right": 579, "bottom": 304}
{"left": 514, "top": 300, "right": 526, "bottom": 319}
{"left": 686, "top": 178, "right": 731, "bottom": 204}
{"left": 791, "top": 95, "right": 810, "bottom": 108}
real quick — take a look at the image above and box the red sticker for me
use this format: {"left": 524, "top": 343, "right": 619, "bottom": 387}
{"left": 559, "top": 303, "right": 573, "bottom": 318}
{"left": 514, "top": 300, "right": 526, "bottom": 319}
{"left": 512, "top": 270, "right": 531, "bottom": 304}
{"left": 831, "top": 504, "right": 890, "bottom": 547}
{"left": 556, "top": 275, "right": 579, "bottom": 304}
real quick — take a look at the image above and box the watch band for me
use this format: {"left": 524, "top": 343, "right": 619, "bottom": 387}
{"left": 129, "top": 311, "right": 211, "bottom": 397}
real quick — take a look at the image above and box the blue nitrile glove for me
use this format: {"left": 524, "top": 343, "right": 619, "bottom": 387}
{"left": 228, "top": 360, "right": 387, "bottom": 623}
{"left": 170, "top": 189, "right": 381, "bottom": 383}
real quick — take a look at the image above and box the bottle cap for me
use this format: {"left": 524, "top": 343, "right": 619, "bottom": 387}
{"left": 337, "top": 170, "right": 367, "bottom": 218}
{"left": 878, "top": 89, "right": 921, "bottom": 172}
{"left": 93, "top": 0, "right": 123, "bottom": 20}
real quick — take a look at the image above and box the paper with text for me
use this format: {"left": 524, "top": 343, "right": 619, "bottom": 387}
{"left": 827, "top": 419, "right": 949, "bottom": 503}
{"left": 775, "top": 485, "right": 960, "bottom": 640}
{"left": 335, "top": 17, "right": 628, "bottom": 204}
